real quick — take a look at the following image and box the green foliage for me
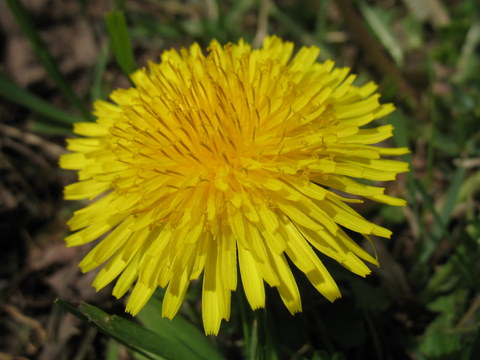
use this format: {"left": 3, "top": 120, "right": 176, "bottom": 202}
{"left": 0, "top": 72, "right": 83, "bottom": 127}
{"left": 419, "top": 289, "right": 469, "bottom": 359}
{"left": 105, "top": 10, "right": 136, "bottom": 77}
{"left": 5, "top": 0, "right": 92, "bottom": 120}
{"left": 136, "top": 297, "right": 225, "bottom": 360}
{"left": 56, "top": 299, "right": 215, "bottom": 360}
{"left": 359, "top": 1, "right": 404, "bottom": 66}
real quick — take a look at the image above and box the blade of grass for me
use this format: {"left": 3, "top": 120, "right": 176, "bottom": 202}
{"left": 265, "top": 310, "right": 281, "bottom": 360}
{"left": 414, "top": 166, "right": 465, "bottom": 265}
{"left": 105, "top": 10, "right": 136, "bottom": 77}
{"left": 425, "top": 54, "right": 438, "bottom": 187}
{"left": 5, "top": 0, "right": 91, "bottom": 120}
{"left": 389, "top": 110, "right": 415, "bottom": 199}
{"left": 268, "top": 1, "right": 334, "bottom": 60}
{"left": 249, "top": 313, "right": 259, "bottom": 360}
{"left": 137, "top": 297, "right": 225, "bottom": 360}
{"left": 414, "top": 179, "right": 446, "bottom": 229}
{"left": 106, "top": 339, "right": 120, "bottom": 360}
{"left": 0, "top": 72, "right": 83, "bottom": 127}
{"left": 56, "top": 299, "right": 203, "bottom": 360}
{"left": 453, "top": 19, "right": 480, "bottom": 84}
{"left": 452, "top": 244, "right": 480, "bottom": 292}
{"left": 115, "top": 0, "right": 126, "bottom": 11}
{"left": 56, "top": 299, "right": 157, "bottom": 360}
{"left": 72, "top": 327, "right": 97, "bottom": 360}
{"left": 336, "top": 0, "right": 415, "bottom": 108}
{"left": 390, "top": 110, "right": 412, "bottom": 163}
{"left": 313, "top": 0, "right": 330, "bottom": 42}
{"left": 129, "top": 13, "right": 181, "bottom": 41}
{"left": 90, "top": 42, "right": 110, "bottom": 102}
{"left": 458, "top": 170, "right": 480, "bottom": 203}
{"left": 468, "top": 312, "right": 480, "bottom": 360}
{"left": 407, "top": 177, "right": 447, "bottom": 275}
{"left": 236, "top": 286, "right": 252, "bottom": 358}
{"left": 224, "top": 0, "right": 256, "bottom": 35}
{"left": 30, "top": 121, "right": 72, "bottom": 135}
{"left": 256, "top": 310, "right": 280, "bottom": 360}
{"left": 359, "top": 1, "right": 404, "bottom": 66}
{"left": 432, "top": 166, "right": 465, "bottom": 239}
{"left": 421, "top": 259, "right": 456, "bottom": 301}
{"left": 363, "top": 310, "right": 383, "bottom": 360}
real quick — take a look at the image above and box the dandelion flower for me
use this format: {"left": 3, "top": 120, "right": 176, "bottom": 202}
{"left": 60, "top": 36, "right": 409, "bottom": 335}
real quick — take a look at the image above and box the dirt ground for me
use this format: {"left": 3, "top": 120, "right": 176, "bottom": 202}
{"left": 0, "top": 1, "right": 127, "bottom": 359}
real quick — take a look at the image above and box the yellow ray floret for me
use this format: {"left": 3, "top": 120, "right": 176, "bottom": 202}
{"left": 60, "top": 35, "right": 409, "bottom": 335}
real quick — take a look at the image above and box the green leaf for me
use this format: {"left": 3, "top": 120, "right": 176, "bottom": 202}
{"left": 350, "top": 278, "right": 391, "bottom": 311}
{"left": 30, "top": 120, "right": 73, "bottom": 135}
{"left": 137, "top": 297, "right": 226, "bottom": 360}
{"left": 105, "top": 10, "right": 136, "bottom": 77}
{"left": 359, "top": 1, "right": 404, "bottom": 66}
{"left": 454, "top": 20, "right": 480, "bottom": 83}
{"left": 129, "top": 14, "right": 182, "bottom": 40}
{"left": 310, "top": 352, "right": 345, "bottom": 360}
{"left": 422, "top": 261, "right": 457, "bottom": 300}
{"left": 433, "top": 166, "right": 466, "bottom": 239}
{"left": 389, "top": 110, "right": 412, "bottom": 163}
{"left": 419, "top": 290, "right": 468, "bottom": 358}
{"left": 55, "top": 299, "right": 205, "bottom": 360}
{"left": 106, "top": 339, "right": 120, "bottom": 360}
{"left": 414, "top": 165, "right": 466, "bottom": 266}
{"left": 268, "top": 2, "right": 334, "bottom": 60}
{"left": 254, "top": 309, "right": 280, "bottom": 360}
{"left": 0, "top": 72, "right": 83, "bottom": 127}
{"left": 5, "top": 0, "right": 91, "bottom": 120}
{"left": 458, "top": 171, "right": 480, "bottom": 202}
{"left": 469, "top": 317, "right": 480, "bottom": 360}
{"left": 389, "top": 110, "right": 416, "bottom": 201}
{"left": 90, "top": 42, "right": 111, "bottom": 102}
{"left": 114, "top": 0, "right": 126, "bottom": 11}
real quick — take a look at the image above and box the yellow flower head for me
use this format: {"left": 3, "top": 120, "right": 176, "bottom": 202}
{"left": 60, "top": 36, "right": 409, "bottom": 335}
